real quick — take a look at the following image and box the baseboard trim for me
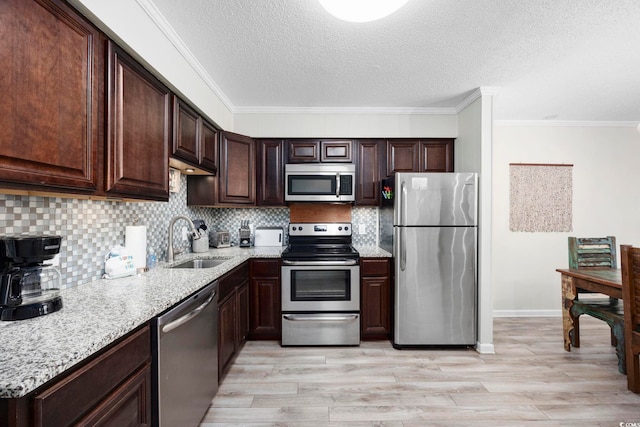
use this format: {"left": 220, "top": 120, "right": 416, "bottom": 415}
{"left": 493, "top": 309, "right": 562, "bottom": 317}
{"left": 475, "top": 342, "right": 495, "bottom": 354}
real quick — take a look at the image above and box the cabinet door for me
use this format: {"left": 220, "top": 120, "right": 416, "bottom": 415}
{"left": 249, "top": 261, "right": 281, "bottom": 340}
{"left": 287, "top": 140, "right": 319, "bottom": 163}
{"left": 172, "top": 96, "right": 199, "bottom": 165}
{"left": 106, "top": 42, "right": 170, "bottom": 200}
{"left": 360, "top": 259, "right": 391, "bottom": 340}
{"left": 0, "top": 0, "right": 102, "bottom": 191}
{"left": 386, "top": 140, "right": 419, "bottom": 177}
{"left": 256, "top": 139, "right": 285, "bottom": 206}
{"left": 420, "top": 139, "right": 454, "bottom": 172}
{"left": 321, "top": 140, "right": 352, "bottom": 162}
{"left": 77, "top": 364, "right": 151, "bottom": 427}
{"left": 200, "top": 120, "right": 218, "bottom": 173}
{"left": 237, "top": 282, "right": 250, "bottom": 346}
{"left": 355, "top": 140, "right": 382, "bottom": 206}
{"left": 218, "top": 293, "right": 237, "bottom": 379}
{"left": 218, "top": 132, "right": 255, "bottom": 205}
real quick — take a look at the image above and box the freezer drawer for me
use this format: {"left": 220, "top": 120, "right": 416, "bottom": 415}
{"left": 282, "top": 313, "right": 360, "bottom": 346}
{"left": 394, "top": 226, "right": 477, "bottom": 346}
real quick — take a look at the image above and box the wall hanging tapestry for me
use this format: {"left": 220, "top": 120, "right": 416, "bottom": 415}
{"left": 509, "top": 163, "right": 573, "bottom": 232}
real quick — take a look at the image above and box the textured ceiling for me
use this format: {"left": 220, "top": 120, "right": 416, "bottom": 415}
{"left": 148, "top": 0, "right": 640, "bottom": 122}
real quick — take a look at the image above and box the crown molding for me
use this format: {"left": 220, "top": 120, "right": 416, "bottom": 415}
{"left": 455, "top": 87, "right": 501, "bottom": 113}
{"left": 232, "top": 106, "right": 458, "bottom": 115}
{"left": 494, "top": 120, "right": 639, "bottom": 128}
{"left": 135, "top": 0, "right": 235, "bottom": 111}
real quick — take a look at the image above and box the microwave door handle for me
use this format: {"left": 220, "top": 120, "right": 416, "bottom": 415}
{"left": 335, "top": 173, "right": 340, "bottom": 198}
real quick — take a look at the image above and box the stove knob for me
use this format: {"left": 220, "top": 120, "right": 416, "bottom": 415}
{"left": 292, "top": 226, "right": 297, "bottom": 231}
{"left": 338, "top": 226, "right": 343, "bottom": 231}
{"left": 344, "top": 226, "right": 349, "bottom": 231}
{"left": 299, "top": 226, "right": 304, "bottom": 231}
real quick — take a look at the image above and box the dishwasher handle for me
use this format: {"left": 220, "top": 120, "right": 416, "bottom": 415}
{"left": 161, "top": 287, "right": 217, "bottom": 334}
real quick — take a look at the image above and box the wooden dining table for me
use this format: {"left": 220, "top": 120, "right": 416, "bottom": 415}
{"left": 557, "top": 268, "right": 622, "bottom": 351}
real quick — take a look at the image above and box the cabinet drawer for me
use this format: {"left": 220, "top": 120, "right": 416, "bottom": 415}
{"left": 360, "top": 259, "right": 389, "bottom": 276}
{"left": 250, "top": 259, "right": 281, "bottom": 277}
{"left": 219, "top": 262, "right": 249, "bottom": 301}
{"left": 32, "top": 325, "right": 151, "bottom": 427}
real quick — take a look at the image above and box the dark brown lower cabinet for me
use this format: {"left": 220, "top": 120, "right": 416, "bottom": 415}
{"left": 0, "top": 325, "right": 151, "bottom": 427}
{"left": 249, "top": 259, "right": 282, "bottom": 340}
{"left": 360, "top": 258, "right": 392, "bottom": 340}
{"left": 218, "top": 262, "right": 250, "bottom": 380}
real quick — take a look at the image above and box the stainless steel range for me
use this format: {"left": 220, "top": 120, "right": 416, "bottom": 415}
{"left": 281, "top": 222, "right": 360, "bottom": 346}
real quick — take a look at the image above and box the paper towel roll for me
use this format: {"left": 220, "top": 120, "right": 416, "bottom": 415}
{"left": 125, "top": 225, "right": 147, "bottom": 269}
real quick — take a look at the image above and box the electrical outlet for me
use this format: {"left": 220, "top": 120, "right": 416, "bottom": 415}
{"left": 358, "top": 224, "right": 366, "bottom": 234}
{"left": 181, "top": 226, "right": 188, "bottom": 241}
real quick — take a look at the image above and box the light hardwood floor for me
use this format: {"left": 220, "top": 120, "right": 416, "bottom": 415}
{"left": 200, "top": 317, "right": 640, "bottom": 426}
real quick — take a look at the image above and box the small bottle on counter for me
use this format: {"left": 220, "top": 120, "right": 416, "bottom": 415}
{"left": 147, "top": 247, "right": 157, "bottom": 269}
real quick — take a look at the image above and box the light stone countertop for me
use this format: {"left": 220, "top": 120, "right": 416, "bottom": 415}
{"left": 0, "top": 246, "right": 282, "bottom": 399}
{"left": 0, "top": 245, "right": 390, "bottom": 399}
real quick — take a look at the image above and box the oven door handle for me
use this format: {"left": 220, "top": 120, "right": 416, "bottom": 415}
{"left": 283, "top": 314, "right": 359, "bottom": 322}
{"left": 281, "top": 259, "right": 359, "bottom": 266}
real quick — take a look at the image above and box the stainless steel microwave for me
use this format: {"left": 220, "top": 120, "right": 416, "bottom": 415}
{"left": 284, "top": 163, "right": 356, "bottom": 202}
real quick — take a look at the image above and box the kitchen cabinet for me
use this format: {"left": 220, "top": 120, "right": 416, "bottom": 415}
{"left": 0, "top": 0, "right": 103, "bottom": 193}
{"left": 287, "top": 140, "right": 353, "bottom": 163}
{"left": 0, "top": 325, "right": 151, "bottom": 427}
{"left": 385, "top": 139, "right": 454, "bottom": 177}
{"left": 105, "top": 41, "right": 171, "bottom": 201}
{"left": 218, "top": 262, "right": 250, "bottom": 380}
{"left": 355, "top": 140, "right": 383, "bottom": 206}
{"left": 249, "top": 259, "right": 282, "bottom": 340}
{"left": 420, "top": 139, "right": 454, "bottom": 172}
{"left": 218, "top": 132, "right": 256, "bottom": 205}
{"left": 171, "top": 96, "right": 218, "bottom": 174}
{"left": 256, "top": 139, "right": 285, "bottom": 206}
{"left": 360, "top": 258, "right": 392, "bottom": 340}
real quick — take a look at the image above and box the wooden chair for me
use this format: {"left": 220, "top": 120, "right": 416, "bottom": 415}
{"left": 568, "top": 236, "right": 625, "bottom": 374}
{"left": 622, "top": 244, "right": 640, "bottom": 392}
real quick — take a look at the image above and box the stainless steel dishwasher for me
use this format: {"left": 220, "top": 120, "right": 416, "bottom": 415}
{"left": 152, "top": 280, "right": 218, "bottom": 427}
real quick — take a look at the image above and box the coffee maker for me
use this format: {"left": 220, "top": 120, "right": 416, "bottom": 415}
{"left": 0, "top": 235, "right": 63, "bottom": 321}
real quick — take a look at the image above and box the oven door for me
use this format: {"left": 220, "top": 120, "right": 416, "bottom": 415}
{"left": 281, "top": 263, "right": 360, "bottom": 312}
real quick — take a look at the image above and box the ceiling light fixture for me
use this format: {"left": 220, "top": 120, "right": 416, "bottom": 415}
{"left": 319, "top": 0, "right": 409, "bottom": 23}
{"left": 185, "top": 168, "right": 195, "bottom": 173}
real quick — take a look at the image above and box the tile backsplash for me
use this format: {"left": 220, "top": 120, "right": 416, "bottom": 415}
{"left": 0, "top": 176, "right": 378, "bottom": 288}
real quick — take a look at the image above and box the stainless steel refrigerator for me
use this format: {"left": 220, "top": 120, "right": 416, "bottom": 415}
{"left": 379, "top": 172, "right": 478, "bottom": 347}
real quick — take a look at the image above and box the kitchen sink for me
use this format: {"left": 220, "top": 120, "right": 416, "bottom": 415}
{"left": 169, "top": 258, "right": 230, "bottom": 269}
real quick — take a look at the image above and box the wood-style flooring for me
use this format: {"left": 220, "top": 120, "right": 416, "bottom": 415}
{"left": 200, "top": 316, "right": 640, "bottom": 426}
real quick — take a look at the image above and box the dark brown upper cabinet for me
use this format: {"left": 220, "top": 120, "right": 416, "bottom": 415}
{"left": 218, "top": 131, "right": 256, "bottom": 205}
{"left": 386, "top": 139, "right": 454, "bottom": 177}
{"left": 256, "top": 139, "right": 285, "bottom": 206}
{"left": 287, "top": 140, "right": 353, "bottom": 163}
{"left": 171, "top": 96, "right": 218, "bottom": 175}
{"left": 0, "top": 0, "right": 103, "bottom": 192}
{"left": 419, "top": 139, "right": 454, "bottom": 172}
{"left": 105, "top": 41, "right": 171, "bottom": 200}
{"left": 355, "top": 140, "right": 383, "bottom": 206}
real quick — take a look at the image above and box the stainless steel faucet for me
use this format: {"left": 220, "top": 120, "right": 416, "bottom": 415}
{"left": 167, "top": 215, "right": 201, "bottom": 262}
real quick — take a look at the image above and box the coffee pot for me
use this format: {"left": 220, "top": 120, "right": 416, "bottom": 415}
{"left": 0, "top": 235, "right": 63, "bottom": 321}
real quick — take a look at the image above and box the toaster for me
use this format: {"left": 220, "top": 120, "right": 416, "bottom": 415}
{"left": 209, "top": 231, "right": 230, "bottom": 248}
{"left": 254, "top": 227, "right": 284, "bottom": 247}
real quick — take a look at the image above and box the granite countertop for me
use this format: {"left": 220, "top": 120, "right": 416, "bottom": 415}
{"left": 0, "top": 246, "right": 282, "bottom": 399}
{"left": 0, "top": 245, "right": 390, "bottom": 399}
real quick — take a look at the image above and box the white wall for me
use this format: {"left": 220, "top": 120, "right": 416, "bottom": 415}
{"left": 457, "top": 95, "right": 495, "bottom": 353}
{"left": 492, "top": 124, "right": 640, "bottom": 316}
{"left": 233, "top": 112, "right": 457, "bottom": 138}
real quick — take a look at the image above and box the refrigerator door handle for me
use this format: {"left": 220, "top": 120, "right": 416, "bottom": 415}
{"left": 400, "top": 180, "right": 407, "bottom": 225}
{"left": 400, "top": 227, "right": 406, "bottom": 271}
